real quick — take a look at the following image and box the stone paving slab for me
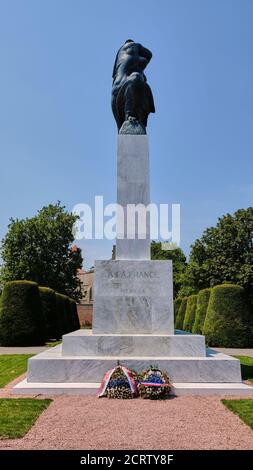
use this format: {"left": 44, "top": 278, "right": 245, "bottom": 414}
{"left": 214, "top": 348, "right": 253, "bottom": 358}
{"left": 0, "top": 346, "right": 47, "bottom": 355}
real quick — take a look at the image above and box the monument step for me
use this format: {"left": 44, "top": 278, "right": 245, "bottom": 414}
{"left": 13, "top": 379, "right": 253, "bottom": 396}
{"left": 62, "top": 329, "right": 206, "bottom": 357}
{"left": 26, "top": 345, "right": 242, "bottom": 384}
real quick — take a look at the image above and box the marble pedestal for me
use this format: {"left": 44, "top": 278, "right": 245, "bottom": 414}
{"left": 92, "top": 259, "right": 174, "bottom": 334}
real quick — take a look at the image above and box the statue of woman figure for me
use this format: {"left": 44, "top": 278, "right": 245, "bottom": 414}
{"left": 112, "top": 40, "right": 155, "bottom": 134}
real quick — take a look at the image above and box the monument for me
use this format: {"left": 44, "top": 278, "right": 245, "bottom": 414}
{"left": 14, "top": 41, "right": 253, "bottom": 395}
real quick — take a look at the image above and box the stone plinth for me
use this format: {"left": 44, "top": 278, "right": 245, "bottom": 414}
{"left": 25, "top": 345, "right": 242, "bottom": 384}
{"left": 62, "top": 329, "right": 206, "bottom": 357}
{"left": 92, "top": 259, "right": 174, "bottom": 334}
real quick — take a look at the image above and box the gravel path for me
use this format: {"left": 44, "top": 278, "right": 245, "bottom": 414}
{"left": 0, "top": 389, "right": 253, "bottom": 449}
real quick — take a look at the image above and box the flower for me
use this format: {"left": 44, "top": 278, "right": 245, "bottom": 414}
{"left": 138, "top": 367, "right": 171, "bottom": 400}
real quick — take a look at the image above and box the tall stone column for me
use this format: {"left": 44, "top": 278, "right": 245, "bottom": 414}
{"left": 116, "top": 135, "right": 150, "bottom": 260}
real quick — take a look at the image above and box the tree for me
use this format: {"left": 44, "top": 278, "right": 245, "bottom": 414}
{"left": 179, "top": 208, "right": 253, "bottom": 300}
{"left": 0, "top": 202, "right": 83, "bottom": 300}
{"left": 151, "top": 241, "right": 187, "bottom": 298}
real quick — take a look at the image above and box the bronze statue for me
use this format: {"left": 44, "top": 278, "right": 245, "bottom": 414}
{"left": 112, "top": 40, "right": 155, "bottom": 134}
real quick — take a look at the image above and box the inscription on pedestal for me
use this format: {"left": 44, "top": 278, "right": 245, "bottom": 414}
{"left": 92, "top": 260, "right": 174, "bottom": 335}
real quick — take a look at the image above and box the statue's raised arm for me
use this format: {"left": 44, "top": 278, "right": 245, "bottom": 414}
{"left": 112, "top": 39, "right": 155, "bottom": 134}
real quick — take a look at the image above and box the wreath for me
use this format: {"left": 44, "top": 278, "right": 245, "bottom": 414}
{"left": 98, "top": 365, "right": 138, "bottom": 399}
{"left": 138, "top": 366, "right": 171, "bottom": 400}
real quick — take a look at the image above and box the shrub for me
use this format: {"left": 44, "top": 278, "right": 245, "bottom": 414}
{"left": 39, "top": 287, "right": 61, "bottom": 341}
{"left": 175, "top": 297, "right": 188, "bottom": 330}
{"left": 55, "top": 293, "right": 70, "bottom": 336}
{"left": 203, "top": 284, "right": 253, "bottom": 347}
{"left": 192, "top": 288, "right": 211, "bottom": 334}
{"left": 174, "top": 298, "right": 182, "bottom": 324}
{"left": 183, "top": 295, "right": 198, "bottom": 332}
{"left": 0, "top": 281, "right": 46, "bottom": 346}
{"left": 69, "top": 299, "right": 80, "bottom": 331}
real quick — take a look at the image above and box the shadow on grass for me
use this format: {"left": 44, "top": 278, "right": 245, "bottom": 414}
{"left": 234, "top": 356, "right": 253, "bottom": 383}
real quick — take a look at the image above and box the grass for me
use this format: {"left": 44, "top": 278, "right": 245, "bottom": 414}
{"left": 222, "top": 399, "right": 253, "bottom": 430}
{"left": 234, "top": 355, "right": 253, "bottom": 384}
{"left": 0, "top": 398, "right": 52, "bottom": 438}
{"left": 46, "top": 340, "right": 61, "bottom": 348}
{"left": 222, "top": 357, "right": 253, "bottom": 430}
{"left": 0, "top": 355, "right": 33, "bottom": 388}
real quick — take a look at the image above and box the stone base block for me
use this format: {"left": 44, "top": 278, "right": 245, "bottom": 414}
{"left": 13, "top": 379, "right": 253, "bottom": 396}
{"left": 26, "top": 345, "right": 242, "bottom": 384}
{"left": 171, "top": 382, "right": 253, "bottom": 396}
{"left": 62, "top": 329, "right": 206, "bottom": 357}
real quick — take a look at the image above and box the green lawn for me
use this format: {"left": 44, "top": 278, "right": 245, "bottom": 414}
{"left": 46, "top": 340, "right": 61, "bottom": 348}
{"left": 234, "top": 355, "right": 253, "bottom": 383}
{"left": 0, "top": 355, "right": 33, "bottom": 388}
{"left": 222, "top": 399, "right": 253, "bottom": 430}
{"left": 222, "top": 356, "right": 253, "bottom": 430}
{"left": 0, "top": 398, "right": 52, "bottom": 438}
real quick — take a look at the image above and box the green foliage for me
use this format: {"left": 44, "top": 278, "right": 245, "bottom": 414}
{"left": 183, "top": 295, "right": 198, "bottom": 332}
{"left": 55, "top": 293, "right": 70, "bottom": 336}
{"left": 0, "top": 398, "right": 52, "bottom": 438}
{"left": 0, "top": 355, "right": 33, "bottom": 388}
{"left": 179, "top": 208, "right": 253, "bottom": 300}
{"left": 174, "top": 298, "right": 182, "bottom": 323}
{"left": 69, "top": 299, "right": 80, "bottom": 331}
{"left": 234, "top": 356, "right": 253, "bottom": 384}
{"left": 0, "top": 202, "right": 83, "bottom": 300}
{"left": 151, "top": 241, "right": 186, "bottom": 298}
{"left": 203, "top": 284, "right": 253, "bottom": 347}
{"left": 0, "top": 281, "right": 46, "bottom": 346}
{"left": 39, "top": 287, "right": 61, "bottom": 341}
{"left": 175, "top": 297, "right": 188, "bottom": 330}
{"left": 222, "top": 399, "right": 253, "bottom": 431}
{"left": 192, "top": 288, "right": 211, "bottom": 334}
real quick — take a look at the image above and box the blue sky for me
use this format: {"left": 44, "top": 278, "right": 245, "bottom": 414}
{"left": 0, "top": 0, "right": 252, "bottom": 269}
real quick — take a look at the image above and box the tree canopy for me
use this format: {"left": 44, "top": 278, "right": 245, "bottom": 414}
{"left": 179, "top": 208, "right": 253, "bottom": 300}
{"left": 151, "top": 241, "right": 186, "bottom": 297}
{"left": 0, "top": 202, "right": 83, "bottom": 300}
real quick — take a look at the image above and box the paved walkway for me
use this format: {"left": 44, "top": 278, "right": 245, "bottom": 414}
{"left": 1, "top": 346, "right": 253, "bottom": 357}
{"left": 0, "top": 346, "right": 47, "bottom": 355}
{"left": 214, "top": 348, "right": 253, "bottom": 358}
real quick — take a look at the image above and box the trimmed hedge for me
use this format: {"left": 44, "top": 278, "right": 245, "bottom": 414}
{"left": 192, "top": 288, "right": 211, "bottom": 334}
{"left": 175, "top": 297, "right": 188, "bottom": 330}
{"left": 55, "top": 293, "right": 70, "bottom": 336}
{"left": 69, "top": 299, "right": 80, "bottom": 331}
{"left": 0, "top": 281, "right": 46, "bottom": 346}
{"left": 203, "top": 284, "right": 253, "bottom": 347}
{"left": 39, "top": 287, "right": 61, "bottom": 341}
{"left": 183, "top": 295, "right": 198, "bottom": 332}
{"left": 174, "top": 298, "right": 182, "bottom": 324}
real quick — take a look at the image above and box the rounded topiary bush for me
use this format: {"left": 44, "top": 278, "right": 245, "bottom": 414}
{"left": 39, "top": 287, "right": 61, "bottom": 341}
{"left": 175, "top": 297, "right": 188, "bottom": 330}
{"left": 0, "top": 280, "right": 46, "bottom": 346}
{"left": 192, "top": 288, "right": 211, "bottom": 335}
{"left": 203, "top": 284, "right": 253, "bottom": 347}
{"left": 69, "top": 299, "right": 80, "bottom": 332}
{"left": 174, "top": 298, "right": 182, "bottom": 324}
{"left": 183, "top": 295, "right": 198, "bottom": 332}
